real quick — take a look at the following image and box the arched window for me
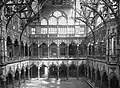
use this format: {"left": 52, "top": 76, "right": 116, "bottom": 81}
{"left": 58, "top": 17, "right": 67, "bottom": 25}
{"left": 53, "top": 11, "right": 62, "bottom": 17}
{"left": 49, "top": 17, "right": 57, "bottom": 25}
{"left": 41, "top": 19, "right": 47, "bottom": 25}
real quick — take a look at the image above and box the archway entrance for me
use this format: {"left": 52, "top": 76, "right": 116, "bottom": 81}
{"left": 59, "top": 63, "right": 67, "bottom": 78}
{"left": 88, "top": 66, "right": 91, "bottom": 79}
{"left": 21, "top": 68, "right": 25, "bottom": 83}
{"left": 49, "top": 42, "right": 57, "bottom": 57}
{"left": 30, "top": 64, "right": 38, "bottom": 78}
{"left": 95, "top": 69, "right": 101, "bottom": 87}
{"left": 40, "top": 64, "right": 47, "bottom": 78}
{"left": 110, "top": 75, "right": 119, "bottom": 88}
{"left": 14, "top": 70, "right": 20, "bottom": 87}
{"left": 25, "top": 67, "right": 28, "bottom": 80}
{"left": 49, "top": 63, "right": 58, "bottom": 78}
{"left": 102, "top": 72, "right": 108, "bottom": 88}
{"left": 69, "top": 63, "right": 77, "bottom": 78}
{"left": 6, "top": 73, "right": 13, "bottom": 88}
{"left": 79, "top": 64, "right": 85, "bottom": 77}
{"left": 91, "top": 68, "right": 95, "bottom": 82}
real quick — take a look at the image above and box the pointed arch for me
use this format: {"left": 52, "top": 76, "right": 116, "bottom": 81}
{"left": 59, "top": 42, "right": 67, "bottom": 56}
{"left": 30, "top": 42, "right": 38, "bottom": 56}
{"left": 7, "top": 36, "right": 13, "bottom": 57}
{"left": 41, "top": 18, "right": 48, "bottom": 25}
{"left": 6, "top": 72, "right": 13, "bottom": 87}
{"left": 49, "top": 42, "right": 57, "bottom": 57}
{"left": 59, "top": 62, "right": 67, "bottom": 78}
{"left": 14, "top": 39, "right": 19, "bottom": 57}
{"left": 69, "top": 63, "right": 77, "bottom": 78}
{"left": 110, "top": 73, "right": 119, "bottom": 88}
{"left": 49, "top": 63, "right": 58, "bottom": 78}
{"left": 102, "top": 72, "right": 108, "bottom": 88}
{"left": 30, "top": 64, "right": 38, "bottom": 78}
{"left": 39, "top": 43, "right": 48, "bottom": 57}
{"left": 69, "top": 42, "right": 77, "bottom": 57}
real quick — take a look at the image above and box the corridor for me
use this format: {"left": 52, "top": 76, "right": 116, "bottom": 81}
{"left": 22, "top": 78, "right": 91, "bottom": 88}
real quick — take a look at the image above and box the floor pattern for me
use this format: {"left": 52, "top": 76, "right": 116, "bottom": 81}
{"left": 22, "top": 78, "right": 91, "bottom": 88}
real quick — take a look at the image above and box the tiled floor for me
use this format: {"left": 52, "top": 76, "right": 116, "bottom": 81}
{"left": 22, "top": 78, "right": 91, "bottom": 88}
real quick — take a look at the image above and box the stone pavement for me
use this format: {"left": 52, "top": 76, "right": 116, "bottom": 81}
{"left": 21, "top": 78, "right": 92, "bottom": 88}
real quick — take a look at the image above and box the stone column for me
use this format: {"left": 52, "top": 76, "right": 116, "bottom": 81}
{"left": 28, "top": 46, "right": 29, "bottom": 57}
{"left": 48, "top": 45, "right": 50, "bottom": 59}
{"left": 38, "top": 66, "right": 40, "bottom": 80}
{"left": 67, "top": 65, "right": 69, "bottom": 80}
{"left": 19, "top": 71, "right": 21, "bottom": 88}
{"left": 38, "top": 45, "right": 39, "bottom": 58}
{"left": 77, "top": 65, "right": 79, "bottom": 80}
{"left": 57, "top": 66, "right": 59, "bottom": 80}
{"left": 3, "top": 78, "right": 6, "bottom": 88}
{"left": 57, "top": 45, "right": 59, "bottom": 58}
{"left": 28, "top": 67, "right": 30, "bottom": 81}
{"left": 24, "top": 69, "right": 26, "bottom": 83}
{"left": 67, "top": 45, "right": 69, "bottom": 58}
{"left": 12, "top": 74, "right": 15, "bottom": 88}
{"left": 24, "top": 44, "right": 25, "bottom": 57}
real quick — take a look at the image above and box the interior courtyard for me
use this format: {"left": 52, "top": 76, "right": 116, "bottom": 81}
{"left": 0, "top": 0, "right": 120, "bottom": 88}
